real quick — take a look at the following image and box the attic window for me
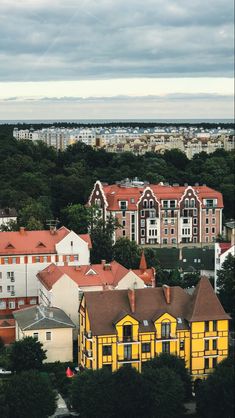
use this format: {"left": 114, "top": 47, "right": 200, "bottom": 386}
{"left": 143, "top": 320, "right": 149, "bottom": 326}
{"left": 36, "top": 242, "right": 46, "bottom": 248}
{"left": 86, "top": 269, "right": 97, "bottom": 275}
{"left": 5, "top": 242, "right": 15, "bottom": 249}
{"left": 177, "top": 317, "right": 183, "bottom": 324}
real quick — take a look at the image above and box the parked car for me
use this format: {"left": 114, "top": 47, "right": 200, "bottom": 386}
{"left": 0, "top": 367, "right": 12, "bottom": 375}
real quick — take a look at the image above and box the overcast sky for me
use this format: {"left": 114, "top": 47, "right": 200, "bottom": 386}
{"left": 0, "top": 0, "right": 234, "bottom": 120}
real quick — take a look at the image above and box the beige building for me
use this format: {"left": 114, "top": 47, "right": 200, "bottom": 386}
{"left": 13, "top": 305, "right": 75, "bottom": 363}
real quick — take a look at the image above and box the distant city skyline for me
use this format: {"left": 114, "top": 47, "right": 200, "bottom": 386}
{"left": 1, "top": 0, "right": 234, "bottom": 119}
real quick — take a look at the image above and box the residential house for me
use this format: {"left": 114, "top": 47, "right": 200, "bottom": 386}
{"left": 37, "top": 258, "right": 155, "bottom": 329}
{"left": 13, "top": 305, "right": 75, "bottom": 362}
{"left": 0, "top": 208, "right": 17, "bottom": 227}
{"left": 79, "top": 277, "right": 230, "bottom": 380}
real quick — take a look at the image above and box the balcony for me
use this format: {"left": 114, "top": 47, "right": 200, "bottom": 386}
{"left": 156, "top": 333, "right": 177, "bottom": 341}
{"left": 118, "top": 336, "right": 140, "bottom": 344}
{"left": 84, "top": 331, "right": 92, "bottom": 340}
{"left": 117, "top": 355, "right": 140, "bottom": 363}
{"left": 84, "top": 350, "right": 93, "bottom": 359}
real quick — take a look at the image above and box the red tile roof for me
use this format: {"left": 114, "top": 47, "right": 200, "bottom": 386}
{"left": 219, "top": 242, "right": 232, "bottom": 255}
{"left": 102, "top": 183, "right": 223, "bottom": 210}
{"left": 37, "top": 261, "right": 135, "bottom": 290}
{"left": 0, "top": 227, "right": 91, "bottom": 255}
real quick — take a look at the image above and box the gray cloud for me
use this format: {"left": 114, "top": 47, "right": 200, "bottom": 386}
{"left": 0, "top": 0, "right": 234, "bottom": 81}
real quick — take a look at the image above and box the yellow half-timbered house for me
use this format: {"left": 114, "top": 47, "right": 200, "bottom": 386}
{"left": 78, "top": 277, "right": 230, "bottom": 380}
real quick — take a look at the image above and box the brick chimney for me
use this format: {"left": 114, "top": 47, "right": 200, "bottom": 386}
{"left": 163, "top": 284, "right": 171, "bottom": 304}
{"left": 128, "top": 288, "right": 136, "bottom": 313}
{"left": 19, "top": 227, "right": 26, "bottom": 235}
{"left": 101, "top": 259, "right": 106, "bottom": 267}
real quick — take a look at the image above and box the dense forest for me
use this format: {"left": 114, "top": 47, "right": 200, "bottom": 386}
{"left": 0, "top": 123, "right": 234, "bottom": 229}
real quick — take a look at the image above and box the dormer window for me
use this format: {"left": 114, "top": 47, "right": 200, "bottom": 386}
{"left": 123, "top": 325, "right": 132, "bottom": 342}
{"left": 161, "top": 322, "right": 171, "bottom": 339}
{"left": 120, "top": 201, "right": 127, "bottom": 211}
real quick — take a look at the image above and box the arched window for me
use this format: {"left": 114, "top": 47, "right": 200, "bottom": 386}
{"left": 185, "top": 198, "right": 189, "bottom": 208}
{"left": 143, "top": 199, "right": 148, "bottom": 208}
{"left": 190, "top": 198, "right": 195, "bottom": 208}
{"left": 149, "top": 199, "right": 154, "bottom": 208}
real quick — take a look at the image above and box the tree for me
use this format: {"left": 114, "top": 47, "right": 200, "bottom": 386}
{"left": 9, "top": 336, "right": 47, "bottom": 373}
{"left": 90, "top": 215, "right": 120, "bottom": 263}
{"left": 62, "top": 203, "right": 90, "bottom": 234}
{"left": 217, "top": 253, "right": 235, "bottom": 321}
{"left": 142, "top": 366, "right": 185, "bottom": 418}
{"left": 196, "top": 357, "right": 234, "bottom": 418}
{"left": 112, "top": 238, "right": 141, "bottom": 268}
{"left": 71, "top": 368, "right": 115, "bottom": 418}
{"left": 143, "top": 353, "right": 192, "bottom": 400}
{"left": 0, "top": 370, "right": 56, "bottom": 418}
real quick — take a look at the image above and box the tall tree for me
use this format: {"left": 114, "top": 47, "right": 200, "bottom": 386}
{"left": 9, "top": 336, "right": 47, "bottom": 373}
{"left": 1, "top": 370, "right": 56, "bottom": 418}
{"left": 217, "top": 253, "right": 235, "bottom": 321}
{"left": 90, "top": 215, "right": 120, "bottom": 263}
{"left": 112, "top": 238, "right": 141, "bottom": 268}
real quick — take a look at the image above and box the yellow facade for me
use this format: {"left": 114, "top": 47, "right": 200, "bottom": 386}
{"left": 78, "top": 297, "right": 229, "bottom": 379}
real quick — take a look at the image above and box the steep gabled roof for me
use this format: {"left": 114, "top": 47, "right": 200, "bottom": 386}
{"left": 186, "top": 276, "right": 230, "bottom": 322}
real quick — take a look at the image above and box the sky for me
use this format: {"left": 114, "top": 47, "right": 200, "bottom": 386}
{"left": 0, "top": 0, "right": 234, "bottom": 120}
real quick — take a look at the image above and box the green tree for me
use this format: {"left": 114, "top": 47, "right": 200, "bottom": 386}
{"left": 62, "top": 203, "right": 96, "bottom": 234}
{"left": 217, "top": 253, "right": 235, "bottom": 321}
{"left": 71, "top": 368, "right": 115, "bottom": 418}
{"left": 196, "top": 357, "right": 234, "bottom": 418}
{"left": 143, "top": 366, "right": 185, "bottom": 418}
{"left": 1, "top": 370, "right": 56, "bottom": 418}
{"left": 112, "top": 238, "right": 141, "bottom": 268}
{"left": 18, "top": 198, "right": 52, "bottom": 229}
{"left": 9, "top": 336, "right": 47, "bottom": 373}
{"left": 90, "top": 215, "right": 120, "bottom": 263}
{"left": 143, "top": 353, "right": 192, "bottom": 400}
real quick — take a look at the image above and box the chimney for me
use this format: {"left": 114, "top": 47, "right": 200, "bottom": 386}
{"left": 163, "top": 285, "right": 171, "bottom": 304}
{"left": 101, "top": 259, "right": 106, "bottom": 267}
{"left": 128, "top": 288, "right": 136, "bottom": 313}
{"left": 139, "top": 251, "right": 147, "bottom": 272}
{"left": 50, "top": 226, "right": 56, "bottom": 235}
{"left": 19, "top": 226, "right": 26, "bottom": 235}
{"left": 151, "top": 267, "right": 156, "bottom": 287}
{"left": 104, "top": 263, "right": 111, "bottom": 271}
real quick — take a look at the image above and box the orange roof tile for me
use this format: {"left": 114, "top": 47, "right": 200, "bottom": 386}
{"left": 101, "top": 183, "right": 223, "bottom": 210}
{"left": 0, "top": 227, "right": 91, "bottom": 255}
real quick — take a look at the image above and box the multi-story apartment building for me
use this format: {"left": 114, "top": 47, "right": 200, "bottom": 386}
{"left": 78, "top": 277, "right": 230, "bottom": 380}
{"left": 0, "top": 226, "right": 91, "bottom": 341}
{"left": 88, "top": 180, "right": 223, "bottom": 246}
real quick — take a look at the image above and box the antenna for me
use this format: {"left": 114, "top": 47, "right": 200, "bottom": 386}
{"left": 46, "top": 219, "right": 59, "bottom": 230}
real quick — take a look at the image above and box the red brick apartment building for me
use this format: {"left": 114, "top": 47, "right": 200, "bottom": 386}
{"left": 88, "top": 180, "right": 223, "bottom": 246}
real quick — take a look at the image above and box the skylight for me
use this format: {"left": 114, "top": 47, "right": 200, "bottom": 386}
{"left": 143, "top": 320, "right": 149, "bottom": 326}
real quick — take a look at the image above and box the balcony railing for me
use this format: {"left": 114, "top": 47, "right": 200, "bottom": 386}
{"left": 84, "top": 350, "right": 93, "bottom": 358}
{"left": 84, "top": 331, "right": 92, "bottom": 340}
{"left": 118, "top": 356, "right": 140, "bottom": 363}
{"left": 118, "top": 336, "right": 140, "bottom": 344}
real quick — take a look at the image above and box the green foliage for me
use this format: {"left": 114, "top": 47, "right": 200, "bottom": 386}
{"left": 196, "top": 357, "right": 234, "bottom": 418}
{"left": 90, "top": 215, "right": 120, "bottom": 263}
{"left": 143, "top": 366, "right": 186, "bottom": 418}
{"left": 113, "top": 238, "right": 141, "bottom": 268}
{"left": 62, "top": 203, "right": 90, "bottom": 234}
{"left": 9, "top": 336, "right": 47, "bottom": 373}
{"left": 143, "top": 353, "right": 192, "bottom": 400}
{"left": 0, "top": 370, "right": 57, "bottom": 418}
{"left": 217, "top": 253, "right": 235, "bottom": 321}
{"left": 42, "top": 361, "right": 72, "bottom": 397}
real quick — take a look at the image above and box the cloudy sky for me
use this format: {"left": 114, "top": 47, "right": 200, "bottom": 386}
{"left": 0, "top": 0, "right": 234, "bottom": 120}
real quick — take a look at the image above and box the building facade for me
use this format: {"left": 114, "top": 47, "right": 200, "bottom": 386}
{"left": 88, "top": 180, "right": 223, "bottom": 246}
{"left": 78, "top": 277, "right": 230, "bottom": 380}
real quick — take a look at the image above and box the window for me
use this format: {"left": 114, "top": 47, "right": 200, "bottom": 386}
{"left": 130, "top": 198, "right": 135, "bottom": 203}
{"left": 150, "top": 220, "right": 155, "bottom": 225}
{"left": 164, "top": 228, "right": 168, "bottom": 234}
{"left": 102, "top": 345, "right": 112, "bottom": 356}
{"left": 193, "top": 218, "right": 197, "bottom": 225}
{"left": 8, "top": 301, "right": 15, "bottom": 309}
{"left": 171, "top": 219, "right": 175, "bottom": 225}
{"left": 12, "top": 257, "right": 17, "bottom": 264}
{"left": 205, "top": 340, "right": 209, "bottom": 350}
{"left": 46, "top": 332, "right": 51, "bottom": 341}
{"left": 142, "top": 343, "right": 151, "bottom": 353}
{"left": 141, "top": 229, "right": 145, "bottom": 236}
{"left": 193, "top": 209, "right": 197, "bottom": 216}
{"left": 18, "top": 300, "right": 24, "bottom": 307}
{"left": 212, "top": 357, "right": 217, "bottom": 368}
{"left": 149, "top": 199, "right": 154, "bottom": 208}
{"left": 205, "top": 321, "right": 209, "bottom": 332}
{"left": 205, "top": 358, "right": 209, "bottom": 369}
{"left": 4, "top": 257, "right": 9, "bottom": 264}
{"left": 123, "top": 325, "right": 132, "bottom": 342}
{"left": 143, "top": 200, "right": 148, "bottom": 208}
{"left": 193, "top": 227, "right": 197, "bottom": 234}
{"left": 185, "top": 199, "right": 189, "bottom": 208}
{"left": 161, "top": 322, "right": 170, "bottom": 339}
{"left": 171, "top": 238, "right": 177, "bottom": 244}
{"left": 124, "top": 344, "right": 132, "bottom": 360}
{"left": 212, "top": 218, "right": 215, "bottom": 224}
{"left": 7, "top": 271, "right": 14, "bottom": 280}
{"left": 122, "top": 211, "right": 126, "bottom": 218}
{"left": 163, "top": 200, "right": 168, "bottom": 209}
{"left": 206, "top": 228, "right": 209, "bottom": 234}
{"left": 162, "top": 341, "right": 170, "bottom": 353}
{"left": 122, "top": 230, "right": 126, "bottom": 236}
{"left": 35, "top": 256, "right": 40, "bottom": 263}
{"left": 30, "top": 299, "right": 37, "bottom": 305}
{"left": 122, "top": 220, "right": 126, "bottom": 227}
{"left": 33, "top": 332, "right": 39, "bottom": 340}
{"left": 164, "top": 219, "right": 168, "bottom": 225}
{"left": 131, "top": 214, "right": 135, "bottom": 223}
{"left": 163, "top": 238, "right": 168, "bottom": 244}
{"left": 212, "top": 227, "right": 215, "bottom": 234}
{"left": 0, "top": 286, "right": 2, "bottom": 293}
{"left": 141, "top": 210, "right": 145, "bottom": 217}
{"left": 120, "top": 201, "right": 127, "bottom": 210}
{"left": 171, "top": 228, "right": 174, "bottom": 235}
{"left": 141, "top": 219, "right": 145, "bottom": 227}
{"left": 206, "top": 218, "right": 209, "bottom": 224}
{"left": 7, "top": 285, "right": 14, "bottom": 293}
{"left": 213, "top": 321, "right": 217, "bottom": 331}
{"left": 43, "top": 256, "right": 47, "bottom": 262}
{"left": 0, "top": 301, "right": 6, "bottom": 309}
{"left": 180, "top": 340, "right": 185, "bottom": 351}
{"left": 74, "top": 255, "right": 79, "bottom": 261}
{"left": 190, "top": 198, "right": 195, "bottom": 207}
